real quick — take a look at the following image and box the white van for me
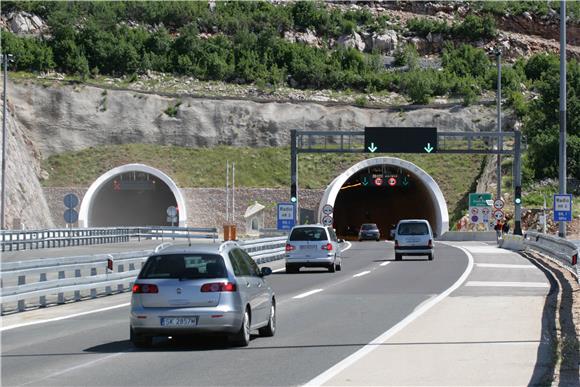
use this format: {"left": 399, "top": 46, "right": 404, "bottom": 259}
{"left": 394, "top": 219, "right": 434, "bottom": 261}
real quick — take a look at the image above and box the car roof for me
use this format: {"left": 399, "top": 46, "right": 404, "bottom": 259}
{"left": 397, "top": 219, "right": 430, "bottom": 224}
{"left": 153, "top": 242, "right": 230, "bottom": 255}
{"left": 291, "top": 224, "right": 327, "bottom": 229}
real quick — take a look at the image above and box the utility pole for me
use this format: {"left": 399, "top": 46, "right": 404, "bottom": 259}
{"left": 226, "top": 160, "right": 229, "bottom": 223}
{"left": 232, "top": 162, "right": 235, "bottom": 224}
{"left": 559, "top": 0, "right": 567, "bottom": 238}
{"left": 1, "top": 54, "right": 9, "bottom": 230}
{"left": 495, "top": 48, "right": 502, "bottom": 201}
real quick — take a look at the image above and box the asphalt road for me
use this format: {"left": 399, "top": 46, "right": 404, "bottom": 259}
{"left": 2, "top": 241, "right": 469, "bottom": 387}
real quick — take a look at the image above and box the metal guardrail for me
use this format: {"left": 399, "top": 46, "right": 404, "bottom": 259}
{"left": 0, "top": 226, "right": 219, "bottom": 252}
{"left": 0, "top": 236, "right": 288, "bottom": 314}
{"left": 523, "top": 231, "right": 579, "bottom": 279}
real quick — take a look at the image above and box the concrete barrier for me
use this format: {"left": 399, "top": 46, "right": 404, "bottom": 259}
{"left": 499, "top": 234, "right": 524, "bottom": 251}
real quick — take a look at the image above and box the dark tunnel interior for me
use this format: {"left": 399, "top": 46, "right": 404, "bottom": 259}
{"left": 333, "top": 165, "right": 437, "bottom": 240}
{"left": 89, "top": 172, "right": 177, "bottom": 227}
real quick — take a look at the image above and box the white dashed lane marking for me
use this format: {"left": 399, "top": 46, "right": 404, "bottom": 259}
{"left": 353, "top": 271, "right": 371, "bottom": 278}
{"left": 293, "top": 289, "right": 324, "bottom": 299}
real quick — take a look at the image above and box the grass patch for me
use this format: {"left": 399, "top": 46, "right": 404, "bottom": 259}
{"left": 42, "top": 144, "right": 484, "bottom": 217}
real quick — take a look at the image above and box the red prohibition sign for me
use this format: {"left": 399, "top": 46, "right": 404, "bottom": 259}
{"left": 387, "top": 177, "right": 397, "bottom": 186}
{"left": 374, "top": 177, "right": 383, "bottom": 186}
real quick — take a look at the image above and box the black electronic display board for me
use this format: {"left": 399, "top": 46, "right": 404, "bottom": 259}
{"left": 364, "top": 127, "right": 437, "bottom": 153}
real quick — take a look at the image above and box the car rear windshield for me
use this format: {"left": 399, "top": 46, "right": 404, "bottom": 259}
{"left": 289, "top": 227, "right": 328, "bottom": 241}
{"left": 139, "top": 254, "right": 227, "bottom": 279}
{"left": 361, "top": 224, "right": 378, "bottom": 230}
{"left": 398, "top": 223, "right": 429, "bottom": 236}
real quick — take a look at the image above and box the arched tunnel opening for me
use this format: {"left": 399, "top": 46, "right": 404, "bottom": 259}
{"left": 89, "top": 171, "right": 177, "bottom": 227}
{"left": 333, "top": 164, "right": 437, "bottom": 240}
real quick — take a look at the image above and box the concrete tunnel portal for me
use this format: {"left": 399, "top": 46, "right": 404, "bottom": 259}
{"left": 79, "top": 164, "right": 187, "bottom": 228}
{"left": 319, "top": 157, "right": 449, "bottom": 239}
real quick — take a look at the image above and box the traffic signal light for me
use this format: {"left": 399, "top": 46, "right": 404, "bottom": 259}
{"left": 515, "top": 186, "right": 522, "bottom": 205}
{"left": 291, "top": 182, "right": 297, "bottom": 203}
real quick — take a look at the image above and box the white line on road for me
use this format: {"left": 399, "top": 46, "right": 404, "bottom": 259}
{"left": 273, "top": 267, "right": 286, "bottom": 273}
{"left": 380, "top": 262, "right": 390, "bottom": 267}
{"left": 0, "top": 302, "right": 131, "bottom": 332}
{"left": 466, "top": 281, "right": 549, "bottom": 288}
{"left": 341, "top": 241, "right": 352, "bottom": 252}
{"left": 305, "top": 243, "right": 475, "bottom": 387}
{"left": 476, "top": 263, "right": 536, "bottom": 269}
{"left": 353, "top": 271, "right": 371, "bottom": 278}
{"left": 293, "top": 289, "right": 324, "bottom": 299}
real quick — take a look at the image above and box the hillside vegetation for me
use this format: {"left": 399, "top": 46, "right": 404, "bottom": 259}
{"left": 2, "top": 1, "right": 579, "bottom": 183}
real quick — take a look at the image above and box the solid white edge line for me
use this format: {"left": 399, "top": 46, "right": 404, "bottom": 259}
{"left": 304, "top": 242, "right": 474, "bottom": 387}
{"left": 380, "top": 262, "right": 390, "bottom": 267}
{"left": 273, "top": 267, "right": 286, "bottom": 273}
{"left": 0, "top": 302, "right": 131, "bottom": 332}
{"left": 293, "top": 289, "right": 324, "bottom": 299}
{"left": 353, "top": 271, "right": 371, "bottom": 278}
{"left": 341, "top": 241, "right": 352, "bottom": 252}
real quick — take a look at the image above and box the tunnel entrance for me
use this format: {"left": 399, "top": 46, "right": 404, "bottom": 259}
{"left": 319, "top": 157, "right": 448, "bottom": 238}
{"left": 79, "top": 164, "right": 187, "bottom": 228}
{"left": 334, "top": 166, "right": 436, "bottom": 239}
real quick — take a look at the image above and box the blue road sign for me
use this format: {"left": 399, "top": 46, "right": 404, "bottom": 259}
{"left": 64, "top": 208, "right": 79, "bottom": 224}
{"left": 553, "top": 194, "right": 573, "bottom": 222}
{"left": 64, "top": 193, "right": 79, "bottom": 209}
{"left": 277, "top": 203, "right": 296, "bottom": 231}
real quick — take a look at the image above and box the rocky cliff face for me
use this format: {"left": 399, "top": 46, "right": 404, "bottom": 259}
{"left": 1, "top": 97, "right": 54, "bottom": 229}
{"left": 11, "top": 81, "right": 511, "bottom": 158}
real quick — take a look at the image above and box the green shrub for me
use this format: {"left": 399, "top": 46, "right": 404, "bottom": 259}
{"left": 394, "top": 44, "right": 419, "bottom": 69}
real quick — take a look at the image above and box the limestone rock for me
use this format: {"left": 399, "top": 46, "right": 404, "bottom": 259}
{"left": 337, "top": 32, "right": 366, "bottom": 52}
{"left": 372, "top": 30, "right": 398, "bottom": 53}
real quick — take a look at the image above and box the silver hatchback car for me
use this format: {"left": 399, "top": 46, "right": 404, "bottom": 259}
{"left": 394, "top": 219, "right": 434, "bottom": 261}
{"left": 285, "top": 225, "right": 343, "bottom": 273}
{"left": 130, "top": 242, "right": 276, "bottom": 347}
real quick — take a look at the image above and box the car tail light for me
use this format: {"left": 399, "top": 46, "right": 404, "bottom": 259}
{"left": 285, "top": 243, "right": 295, "bottom": 252}
{"left": 395, "top": 240, "right": 399, "bottom": 248}
{"left": 321, "top": 243, "right": 333, "bottom": 251}
{"left": 201, "top": 282, "right": 237, "bottom": 292}
{"left": 573, "top": 254, "right": 578, "bottom": 266}
{"left": 428, "top": 240, "right": 433, "bottom": 248}
{"left": 132, "top": 284, "right": 159, "bottom": 294}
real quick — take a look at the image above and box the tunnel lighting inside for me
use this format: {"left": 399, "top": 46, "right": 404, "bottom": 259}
{"left": 89, "top": 171, "right": 177, "bottom": 227}
{"left": 334, "top": 164, "right": 437, "bottom": 239}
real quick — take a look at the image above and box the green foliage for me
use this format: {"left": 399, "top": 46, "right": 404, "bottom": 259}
{"left": 1, "top": 31, "right": 55, "bottom": 71}
{"left": 399, "top": 70, "right": 434, "bottom": 104}
{"left": 407, "top": 14, "right": 496, "bottom": 41}
{"left": 442, "top": 43, "right": 490, "bottom": 81}
{"left": 394, "top": 44, "right": 419, "bottom": 69}
{"left": 164, "top": 101, "right": 181, "bottom": 117}
{"left": 407, "top": 18, "right": 450, "bottom": 37}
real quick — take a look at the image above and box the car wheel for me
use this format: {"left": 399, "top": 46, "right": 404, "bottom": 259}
{"left": 428, "top": 253, "right": 434, "bottom": 261}
{"left": 395, "top": 253, "right": 402, "bottom": 261}
{"left": 130, "top": 327, "right": 152, "bottom": 348}
{"left": 328, "top": 261, "right": 336, "bottom": 273}
{"left": 230, "top": 308, "right": 251, "bottom": 347}
{"left": 259, "top": 302, "right": 276, "bottom": 337}
{"left": 336, "top": 262, "right": 342, "bottom": 271}
{"left": 376, "top": 238, "right": 380, "bottom": 241}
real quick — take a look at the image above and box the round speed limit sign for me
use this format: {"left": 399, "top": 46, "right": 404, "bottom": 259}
{"left": 493, "top": 199, "right": 505, "bottom": 210}
{"left": 322, "top": 215, "right": 333, "bottom": 226}
{"left": 493, "top": 209, "right": 504, "bottom": 220}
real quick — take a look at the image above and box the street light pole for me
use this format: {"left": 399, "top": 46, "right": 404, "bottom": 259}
{"left": 558, "top": 0, "right": 567, "bottom": 238}
{"left": 495, "top": 48, "right": 502, "bottom": 201}
{"left": 1, "top": 54, "right": 9, "bottom": 230}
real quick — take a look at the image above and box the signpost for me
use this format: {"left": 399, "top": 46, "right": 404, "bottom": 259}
{"left": 469, "top": 193, "right": 493, "bottom": 226}
{"left": 322, "top": 215, "right": 333, "bottom": 226}
{"left": 553, "top": 194, "right": 573, "bottom": 222}
{"left": 277, "top": 203, "right": 296, "bottom": 231}
{"left": 166, "top": 206, "right": 178, "bottom": 226}
{"left": 322, "top": 204, "right": 333, "bottom": 216}
{"left": 63, "top": 193, "right": 79, "bottom": 227}
{"left": 364, "top": 127, "right": 437, "bottom": 154}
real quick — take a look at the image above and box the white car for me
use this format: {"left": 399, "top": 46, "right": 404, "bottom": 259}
{"left": 285, "top": 225, "right": 343, "bottom": 273}
{"left": 394, "top": 219, "right": 434, "bottom": 261}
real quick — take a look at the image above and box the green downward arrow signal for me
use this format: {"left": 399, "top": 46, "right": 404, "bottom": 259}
{"left": 362, "top": 177, "right": 369, "bottom": 186}
{"left": 424, "top": 143, "right": 434, "bottom": 153}
{"left": 367, "top": 143, "right": 378, "bottom": 153}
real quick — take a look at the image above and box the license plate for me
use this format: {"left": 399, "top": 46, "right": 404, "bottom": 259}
{"left": 300, "top": 245, "right": 316, "bottom": 250}
{"left": 161, "top": 317, "right": 198, "bottom": 327}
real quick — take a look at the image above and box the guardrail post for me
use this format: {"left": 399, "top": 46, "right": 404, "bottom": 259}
{"left": 57, "top": 271, "right": 65, "bottom": 304}
{"left": 117, "top": 264, "right": 125, "bottom": 292}
{"left": 39, "top": 273, "right": 47, "bottom": 307}
{"left": 74, "top": 269, "right": 82, "bottom": 301}
{"left": 90, "top": 267, "right": 98, "bottom": 298}
{"left": 17, "top": 275, "right": 26, "bottom": 311}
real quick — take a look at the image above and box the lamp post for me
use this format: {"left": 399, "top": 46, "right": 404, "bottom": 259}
{"left": 494, "top": 47, "right": 502, "bottom": 201}
{"left": 1, "top": 53, "right": 13, "bottom": 230}
{"left": 558, "top": 0, "right": 567, "bottom": 238}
